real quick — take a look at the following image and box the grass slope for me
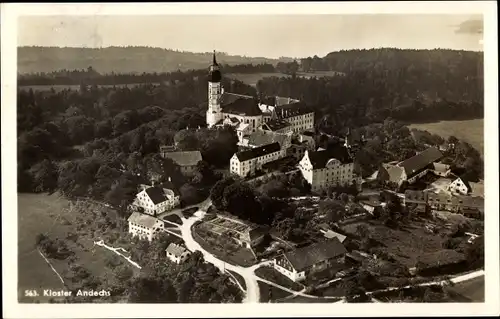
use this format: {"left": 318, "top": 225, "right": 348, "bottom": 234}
{"left": 408, "top": 119, "right": 484, "bottom": 157}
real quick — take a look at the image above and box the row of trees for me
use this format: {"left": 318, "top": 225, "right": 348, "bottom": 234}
{"left": 18, "top": 63, "right": 276, "bottom": 86}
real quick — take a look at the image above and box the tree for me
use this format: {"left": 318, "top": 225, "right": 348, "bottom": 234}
{"left": 222, "top": 182, "right": 264, "bottom": 223}
{"left": 179, "top": 183, "right": 201, "bottom": 206}
{"left": 210, "top": 177, "right": 236, "bottom": 210}
{"left": 128, "top": 275, "right": 178, "bottom": 303}
{"left": 319, "top": 199, "right": 346, "bottom": 223}
{"left": 29, "top": 159, "right": 59, "bottom": 193}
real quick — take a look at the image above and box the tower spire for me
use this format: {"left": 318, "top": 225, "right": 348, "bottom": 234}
{"left": 213, "top": 50, "right": 218, "bottom": 66}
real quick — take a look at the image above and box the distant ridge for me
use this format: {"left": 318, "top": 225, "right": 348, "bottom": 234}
{"left": 17, "top": 46, "right": 294, "bottom": 74}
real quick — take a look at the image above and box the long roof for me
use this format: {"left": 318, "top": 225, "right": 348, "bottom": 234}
{"left": 307, "top": 145, "right": 352, "bottom": 168}
{"left": 399, "top": 147, "right": 443, "bottom": 177}
{"left": 261, "top": 119, "right": 291, "bottom": 132}
{"left": 235, "top": 142, "right": 281, "bottom": 162}
{"left": 127, "top": 212, "right": 161, "bottom": 228}
{"left": 275, "top": 101, "right": 314, "bottom": 118}
{"left": 284, "top": 238, "right": 347, "bottom": 271}
{"left": 161, "top": 151, "right": 202, "bottom": 167}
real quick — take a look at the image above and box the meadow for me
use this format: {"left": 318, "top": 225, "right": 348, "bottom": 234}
{"left": 408, "top": 119, "right": 484, "bottom": 157}
{"left": 17, "top": 193, "right": 133, "bottom": 303}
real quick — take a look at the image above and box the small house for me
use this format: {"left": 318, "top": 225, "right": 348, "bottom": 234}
{"left": 165, "top": 243, "right": 190, "bottom": 264}
{"left": 128, "top": 212, "right": 165, "bottom": 242}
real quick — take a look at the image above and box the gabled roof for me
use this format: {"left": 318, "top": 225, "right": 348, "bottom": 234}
{"left": 128, "top": 212, "right": 161, "bottom": 228}
{"left": 433, "top": 162, "right": 450, "bottom": 173}
{"left": 380, "top": 165, "right": 405, "bottom": 183}
{"left": 306, "top": 145, "right": 352, "bottom": 169}
{"left": 234, "top": 142, "right": 281, "bottom": 162}
{"left": 161, "top": 151, "right": 202, "bottom": 167}
{"left": 246, "top": 131, "right": 289, "bottom": 148}
{"left": 261, "top": 119, "right": 291, "bottom": 132}
{"left": 145, "top": 187, "right": 172, "bottom": 205}
{"left": 165, "top": 243, "right": 188, "bottom": 257}
{"left": 221, "top": 93, "right": 262, "bottom": 116}
{"left": 398, "top": 147, "right": 443, "bottom": 178}
{"left": 284, "top": 238, "right": 347, "bottom": 271}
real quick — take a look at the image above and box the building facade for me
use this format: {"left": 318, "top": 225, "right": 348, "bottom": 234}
{"left": 230, "top": 142, "right": 285, "bottom": 177}
{"left": 298, "top": 146, "right": 360, "bottom": 193}
{"left": 131, "top": 185, "right": 180, "bottom": 216}
{"left": 128, "top": 212, "right": 165, "bottom": 242}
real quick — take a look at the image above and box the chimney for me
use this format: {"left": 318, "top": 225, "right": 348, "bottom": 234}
{"left": 288, "top": 97, "right": 291, "bottom": 104}
{"left": 221, "top": 86, "right": 224, "bottom": 95}
{"left": 168, "top": 176, "right": 171, "bottom": 182}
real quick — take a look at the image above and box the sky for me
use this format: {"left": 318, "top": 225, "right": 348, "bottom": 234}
{"left": 18, "top": 14, "right": 483, "bottom": 58}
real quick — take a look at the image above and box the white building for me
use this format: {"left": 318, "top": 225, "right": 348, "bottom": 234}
{"left": 206, "top": 51, "right": 314, "bottom": 142}
{"left": 127, "top": 212, "right": 165, "bottom": 242}
{"left": 165, "top": 243, "right": 190, "bottom": 264}
{"left": 230, "top": 142, "right": 285, "bottom": 177}
{"left": 449, "top": 175, "right": 473, "bottom": 195}
{"left": 298, "top": 145, "right": 360, "bottom": 193}
{"left": 131, "top": 185, "right": 180, "bottom": 216}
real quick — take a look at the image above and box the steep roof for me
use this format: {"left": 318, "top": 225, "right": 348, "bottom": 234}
{"left": 145, "top": 187, "right": 170, "bottom": 205}
{"left": 284, "top": 238, "right": 347, "bottom": 271}
{"left": 165, "top": 243, "right": 188, "bottom": 257}
{"left": 307, "top": 145, "right": 352, "bottom": 169}
{"left": 127, "top": 212, "right": 161, "bottom": 228}
{"left": 261, "top": 119, "right": 291, "bottom": 132}
{"left": 220, "top": 92, "right": 262, "bottom": 116}
{"left": 381, "top": 165, "right": 405, "bottom": 183}
{"left": 234, "top": 142, "right": 281, "bottom": 162}
{"left": 399, "top": 147, "right": 443, "bottom": 178}
{"left": 246, "top": 131, "right": 289, "bottom": 148}
{"left": 433, "top": 162, "right": 450, "bottom": 173}
{"left": 161, "top": 151, "right": 202, "bottom": 167}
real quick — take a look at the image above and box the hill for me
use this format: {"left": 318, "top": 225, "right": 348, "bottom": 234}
{"left": 17, "top": 46, "right": 293, "bottom": 74}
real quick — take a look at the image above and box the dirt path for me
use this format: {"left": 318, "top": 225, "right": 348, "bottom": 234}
{"left": 37, "top": 249, "right": 65, "bottom": 286}
{"left": 93, "top": 240, "right": 142, "bottom": 269}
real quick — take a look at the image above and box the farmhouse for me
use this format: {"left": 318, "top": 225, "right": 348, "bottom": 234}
{"left": 230, "top": 142, "right": 285, "bottom": 177}
{"left": 128, "top": 212, "right": 165, "bottom": 241}
{"left": 298, "top": 145, "right": 360, "bottom": 192}
{"left": 448, "top": 174, "right": 473, "bottom": 196}
{"left": 131, "top": 184, "right": 180, "bottom": 216}
{"left": 160, "top": 150, "right": 202, "bottom": 175}
{"left": 318, "top": 224, "right": 348, "bottom": 243}
{"left": 165, "top": 243, "right": 190, "bottom": 264}
{"left": 378, "top": 147, "right": 444, "bottom": 187}
{"left": 273, "top": 238, "right": 347, "bottom": 282}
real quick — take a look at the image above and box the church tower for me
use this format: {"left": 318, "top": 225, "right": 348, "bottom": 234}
{"left": 206, "top": 51, "right": 223, "bottom": 128}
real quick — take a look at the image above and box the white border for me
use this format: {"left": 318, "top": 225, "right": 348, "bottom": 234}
{"left": 2, "top": 2, "right": 498, "bottom": 318}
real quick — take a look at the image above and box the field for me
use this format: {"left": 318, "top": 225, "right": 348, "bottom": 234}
{"left": 18, "top": 83, "right": 158, "bottom": 93}
{"left": 228, "top": 71, "right": 344, "bottom": 87}
{"left": 18, "top": 193, "right": 134, "bottom": 303}
{"left": 340, "top": 219, "right": 448, "bottom": 269}
{"left": 408, "top": 119, "right": 484, "bottom": 157}
{"left": 446, "top": 275, "right": 485, "bottom": 302}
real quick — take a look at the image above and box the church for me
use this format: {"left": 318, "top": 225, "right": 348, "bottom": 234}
{"left": 206, "top": 52, "right": 315, "bottom": 143}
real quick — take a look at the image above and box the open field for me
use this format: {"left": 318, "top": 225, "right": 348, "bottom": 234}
{"left": 228, "top": 71, "right": 344, "bottom": 87}
{"left": 408, "top": 119, "right": 484, "bottom": 157}
{"left": 340, "top": 219, "right": 448, "bottom": 269}
{"left": 446, "top": 275, "right": 484, "bottom": 302}
{"left": 18, "top": 193, "right": 133, "bottom": 303}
